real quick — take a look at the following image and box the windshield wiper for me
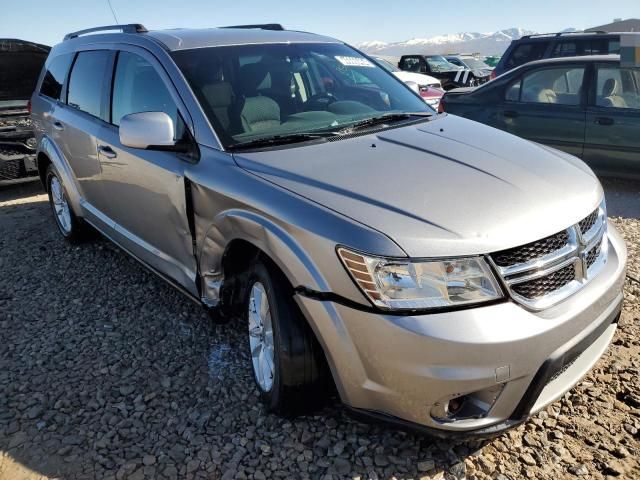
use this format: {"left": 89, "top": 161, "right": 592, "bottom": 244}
{"left": 336, "top": 112, "right": 433, "bottom": 135}
{"left": 228, "top": 132, "right": 336, "bottom": 151}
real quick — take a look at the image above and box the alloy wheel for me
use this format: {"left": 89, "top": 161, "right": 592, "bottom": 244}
{"left": 50, "top": 175, "right": 72, "bottom": 234}
{"left": 248, "top": 282, "right": 275, "bottom": 392}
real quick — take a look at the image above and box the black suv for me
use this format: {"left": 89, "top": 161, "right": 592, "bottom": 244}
{"left": 493, "top": 31, "right": 621, "bottom": 78}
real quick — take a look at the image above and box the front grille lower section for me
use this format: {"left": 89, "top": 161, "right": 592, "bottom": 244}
{"left": 489, "top": 205, "right": 607, "bottom": 310}
{"left": 511, "top": 263, "right": 576, "bottom": 300}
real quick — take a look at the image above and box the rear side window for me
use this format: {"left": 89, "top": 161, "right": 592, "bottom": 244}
{"left": 552, "top": 38, "right": 620, "bottom": 57}
{"left": 67, "top": 50, "right": 111, "bottom": 119}
{"left": 40, "top": 53, "right": 73, "bottom": 100}
{"left": 111, "top": 51, "right": 179, "bottom": 129}
{"left": 506, "top": 42, "right": 549, "bottom": 69}
{"left": 595, "top": 66, "right": 640, "bottom": 109}
{"left": 552, "top": 41, "right": 581, "bottom": 58}
{"left": 507, "top": 66, "right": 585, "bottom": 105}
{"left": 587, "top": 38, "right": 620, "bottom": 55}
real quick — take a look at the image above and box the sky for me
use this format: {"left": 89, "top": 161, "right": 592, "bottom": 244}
{"left": 1, "top": 0, "right": 638, "bottom": 47}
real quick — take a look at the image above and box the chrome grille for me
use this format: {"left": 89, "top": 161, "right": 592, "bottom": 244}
{"left": 489, "top": 202, "right": 607, "bottom": 310}
{"left": 586, "top": 242, "right": 601, "bottom": 269}
{"left": 492, "top": 231, "right": 569, "bottom": 267}
{"left": 579, "top": 209, "right": 598, "bottom": 235}
{"left": 511, "top": 264, "right": 576, "bottom": 299}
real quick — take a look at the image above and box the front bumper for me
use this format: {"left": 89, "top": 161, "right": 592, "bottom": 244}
{"left": 295, "top": 223, "right": 626, "bottom": 437}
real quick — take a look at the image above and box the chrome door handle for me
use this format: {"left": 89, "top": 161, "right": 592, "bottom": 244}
{"left": 53, "top": 121, "right": 65, "bottom": 131}
{"left": 98, "top": 145, "right": 117, "bottom": 159}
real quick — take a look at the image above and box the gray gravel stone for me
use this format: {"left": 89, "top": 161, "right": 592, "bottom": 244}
{"left": 0, "top": 179, "right": 639, "bottom": 480}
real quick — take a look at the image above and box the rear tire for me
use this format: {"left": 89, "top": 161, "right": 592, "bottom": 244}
{"left": 244, "top": 259, "right": 328, "bottom": 415}
{"left": 45, "top": 164, "right": 90, "bottom": 243}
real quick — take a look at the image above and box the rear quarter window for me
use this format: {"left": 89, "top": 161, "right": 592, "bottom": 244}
{"left": 40, "top": 53, "right": 74, "bottom": 100}
{"left": 67, "top": 50, "right": 112, "bottom": 119}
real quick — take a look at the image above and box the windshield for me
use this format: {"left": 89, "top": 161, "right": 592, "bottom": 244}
{"left": 461, "top": 57, "right": 489, "bottom": 70}
{"left": 374, "top": 57, "right": 400, "bottom": 73}
{"left": 426, "top": 56, "right": 458, "bottom": 72}
{"left": 172, "top": 43, "right": 431, "bottom": 148}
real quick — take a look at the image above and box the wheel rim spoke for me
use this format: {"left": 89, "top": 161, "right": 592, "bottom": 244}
{"left": 248, "top": 282, "right": 274, "bottom": 392}
{"left": 50, "top": 176, "right": 72, "bottom": 234}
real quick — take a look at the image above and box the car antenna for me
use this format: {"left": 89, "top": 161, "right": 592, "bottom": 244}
{"left": 106, "top": 0, "right": 120, "bottom": 24}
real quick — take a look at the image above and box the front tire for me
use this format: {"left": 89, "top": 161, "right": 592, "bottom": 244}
{"left": 46, "top": 164, "right": 88, "bottom": 243}
{"left": 244, "top": 259, "right": 328, "bottom": 415}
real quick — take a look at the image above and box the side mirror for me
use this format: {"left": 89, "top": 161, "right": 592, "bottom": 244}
{"left": 405, "top": 81, "right": 420, "bottom": 94}
{"left": 119, "top": 112, "right": 176, "bottom": 150}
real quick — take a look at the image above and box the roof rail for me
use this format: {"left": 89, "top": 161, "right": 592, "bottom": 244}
{"left": 63, "top": 24, "right": 148, "bottom": 41}
{"left": 519, "top": 30, "right": 609, "bottom": 40}
{"left": 220, "top": 23, "right": 284, "bottom": 31}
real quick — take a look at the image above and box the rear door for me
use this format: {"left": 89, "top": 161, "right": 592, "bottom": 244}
{"left": 584, "top": 63, "right": 640, "bottom": 176}
{"left": 495, "top": 63, "right": 588, "bottom": 157}
{"left": 95, "top": 46, "right": 197, "bottom": 293}
{"left": 55, "top": 49, "right": 114, "bottom": 221}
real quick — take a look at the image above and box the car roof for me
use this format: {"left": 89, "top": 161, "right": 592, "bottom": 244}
{"left": 524, "top": 54, "right": 621, "bottom": 67}
{"left": 147, "top": 27, "right": 341, "bottom": 51}
{"left": 513, "top": 31, "right": 621, "bottom": 42}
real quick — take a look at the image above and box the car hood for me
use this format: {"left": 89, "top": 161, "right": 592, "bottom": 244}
{"left": 393, "top": 71, "right": 440, "bottom": 86}
{"left": 233, "top": 114, "right": 602, "bottom": 258}
{"left": 0, "top": 39, "right": 49, "bottom": 101}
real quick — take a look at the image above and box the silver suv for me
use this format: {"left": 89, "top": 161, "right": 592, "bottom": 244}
{"left": 31, "top": 24, "right": 626, "bottom": 438}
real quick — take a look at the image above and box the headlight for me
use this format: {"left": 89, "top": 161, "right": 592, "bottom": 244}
{"left": 337, "top": 248, "right": 503, "bottom": 310}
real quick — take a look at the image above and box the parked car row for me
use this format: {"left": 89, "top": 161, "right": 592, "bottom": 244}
{"left": 372, "top": 56, "right": 445, "bottom": 109}
{"left": 397, "top": 54, "right": 492, "bottom": 89}
{"left": 26, "top": 23, "right": 626, "bottom": 440}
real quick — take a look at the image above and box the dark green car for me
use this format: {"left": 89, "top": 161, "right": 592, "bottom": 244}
{"left": 441, "top": 55, "right": 640, "bottom": 178}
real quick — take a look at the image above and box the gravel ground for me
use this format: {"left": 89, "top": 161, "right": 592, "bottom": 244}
{"left": 0, "top": 180, "right": 639, "bottom": 480}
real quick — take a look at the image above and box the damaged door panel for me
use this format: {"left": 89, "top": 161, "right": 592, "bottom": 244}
{"left": 0, "top": 39, "right": 49, "bottom": 185}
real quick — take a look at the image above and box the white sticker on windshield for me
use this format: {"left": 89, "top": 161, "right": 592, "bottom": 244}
{"left": 335, "top": 56, "right": 375, "bottom": 67}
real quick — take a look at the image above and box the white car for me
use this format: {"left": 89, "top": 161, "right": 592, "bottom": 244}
{"left": 373, "top": 56, "right": 444, "bottom": 108}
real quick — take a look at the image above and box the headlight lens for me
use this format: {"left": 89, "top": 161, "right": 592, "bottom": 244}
{"left": 338, "top": 248, "right": 503, "bottom": 310}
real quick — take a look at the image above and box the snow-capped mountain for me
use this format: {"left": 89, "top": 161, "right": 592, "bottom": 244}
{"left": 358, "top": 28, "right": 538, "bottom": 57}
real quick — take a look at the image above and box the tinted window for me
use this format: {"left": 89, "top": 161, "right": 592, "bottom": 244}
{"left": 67, "top": 51, "right": 111, "bottom": 118}
{"left": 111, "top": 51, "right": 179, "bottom": 129}
{"left": 40, "top": 54, "right": 73, "bottom": 100}
{"left": 608, "top": 39, "right": 620, "bottom": 54}
{"left": 552, "top": 41, "right": 581, "bottom": 58}
{"left": 596, "top": 66, "right": 640, "bottom": 109}
{"left": 518, "top": 66, "right": 585, "bottom": 105}
{"left": 506, "top": 42, "right": 549, "bottom": 69}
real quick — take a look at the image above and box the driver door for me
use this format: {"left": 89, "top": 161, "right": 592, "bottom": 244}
{"left": 95, "top": 47, "right": 198, "bottom": 295}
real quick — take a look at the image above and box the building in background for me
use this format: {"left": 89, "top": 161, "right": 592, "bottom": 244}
{"left": 587, "top": 18, "right": 640, "bottom": 33}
